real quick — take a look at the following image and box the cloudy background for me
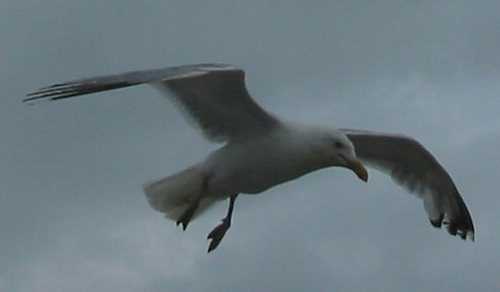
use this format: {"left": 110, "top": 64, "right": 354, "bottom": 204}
{"left": 2, "top": 0, "right": 500, "bottom": 291}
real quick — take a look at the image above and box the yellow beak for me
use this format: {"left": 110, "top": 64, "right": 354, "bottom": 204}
{"left": 344, "top": 157, "right": 368, "bottom": 182}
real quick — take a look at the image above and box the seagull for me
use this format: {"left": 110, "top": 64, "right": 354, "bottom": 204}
{"left": 25, "top": 63, "right": 474, "bottom": 252}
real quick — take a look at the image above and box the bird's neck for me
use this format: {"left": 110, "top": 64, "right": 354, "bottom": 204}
{"left": 272, "top": 125, "right": 334, "bottom": 170}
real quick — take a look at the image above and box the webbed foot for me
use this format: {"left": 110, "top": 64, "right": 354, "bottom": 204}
{"left": 207, "top": 219, "right": 230, "bottom": 252}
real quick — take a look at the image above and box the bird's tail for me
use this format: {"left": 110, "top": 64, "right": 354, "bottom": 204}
{"left": 143, "top": 165, "right": 216, "bottom": 222}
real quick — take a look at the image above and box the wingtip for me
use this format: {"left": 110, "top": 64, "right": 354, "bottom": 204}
{"left": 429, "top": 216, "right": 474, "bottom": 242}
{"left": 23, "top": 82, "right": 77, "bottom": 103}
{"left": 22, "top": 93, "right": 55, "bottom": 104}
{"left": 23, "top": 95, "right": 44, "bottom": 103}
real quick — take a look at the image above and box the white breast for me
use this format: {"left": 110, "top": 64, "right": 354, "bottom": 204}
{"left": 202, "top": 129, "right": 325, "bottom": 196}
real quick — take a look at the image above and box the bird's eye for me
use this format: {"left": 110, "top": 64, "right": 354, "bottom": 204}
{"left": 334, "top": 142, "right": 344, "bottom": 149}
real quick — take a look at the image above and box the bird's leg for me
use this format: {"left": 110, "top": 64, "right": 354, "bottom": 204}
{"left": 176, "top": 175, "right": 210, "bottom": 230}
{"left": 207, "top": 193, "right": 238, "bottom": 252}
{"left": 176, "top": 199, "right": 200, "bottom": 231}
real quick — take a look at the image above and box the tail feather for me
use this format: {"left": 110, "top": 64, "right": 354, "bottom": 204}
{"left": 143, "top": 166, "right": 216, "bottom": 222}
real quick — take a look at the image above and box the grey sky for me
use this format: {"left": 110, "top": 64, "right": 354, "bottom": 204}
{"left": 2, "top": 0, "right": 500, "bottom": 291}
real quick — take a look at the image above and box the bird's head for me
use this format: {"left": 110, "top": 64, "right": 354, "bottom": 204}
{"left": 313, "top": 129, "right": 368, "bottom": 182}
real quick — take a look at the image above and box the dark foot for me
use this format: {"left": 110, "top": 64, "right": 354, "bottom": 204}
{"left": 176, "top": 204, "right": 198, "bottom": 231}
{"left": 207, "top": 219, "right": 230, "bottom": 253}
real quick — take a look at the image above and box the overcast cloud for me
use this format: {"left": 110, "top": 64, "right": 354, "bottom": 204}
{"left": 2, "top": 1, "right": 500, "bottom": 291}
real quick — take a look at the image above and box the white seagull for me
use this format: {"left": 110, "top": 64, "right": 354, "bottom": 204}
{"left": 25, "top": 63, "right": 474, "bottom": 252}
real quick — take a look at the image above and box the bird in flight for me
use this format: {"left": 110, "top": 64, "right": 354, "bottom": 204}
{"left": 25, "top": 63, "right": 474, "bottom": 252}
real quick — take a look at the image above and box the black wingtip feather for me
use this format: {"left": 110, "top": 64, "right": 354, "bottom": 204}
{"left": 428, "top": 202, "right": 474, "bottom": 241}
{"left": 429, "top": 215, "right": 474, "bottom": 241}
{"left": 429, "top": 213, "right": 444, "bottom": 228}
{"left": 447, "top": 223, "right": 458, "bottom": 236}
{"left": 24, "top": 80, "right": 134, "bottom": 103}
{"left": 24, "top": 83, "right": 77, "bottom": 103}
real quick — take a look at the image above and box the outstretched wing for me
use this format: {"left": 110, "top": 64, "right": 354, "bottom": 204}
{"left": 341, "top": 128, "right": 474, "bottom": 241}
{"left": 25, "top": 63, "right": 279, "bottom": 142}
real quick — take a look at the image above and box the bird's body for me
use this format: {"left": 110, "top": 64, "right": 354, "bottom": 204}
{"left": 203, "top": 124, "right": 339, "bottom": 196}
{"left": 144, "top": 123, "right": 357, "bottom": 227}
{"left": 26, "top": 63, "right": 474, "bottom": 252}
